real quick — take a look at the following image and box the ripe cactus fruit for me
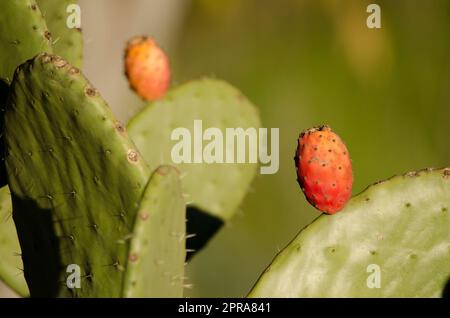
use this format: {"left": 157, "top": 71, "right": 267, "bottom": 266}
{"left": 0, "top": 0, "right": 53, "bottom": 82}
{"left": 37, "top": 0, "right": 83, "bottom": 68}
{"left": 248, "top": 168, "right": 450, "bottom": 297}
{"left": 0, "top": 186, "right": 29, "bottom": 297}
{"left": 295, "top": 125, "right": 353, "bottom": 214}
{"left": 124, "top": 36, "right": 171, "bottom": 101}
{"left": 5, "top": 53, "right": 151, "bottom": 297}
{"left": 123, "top": 166, "right": 186, "bottom": 297}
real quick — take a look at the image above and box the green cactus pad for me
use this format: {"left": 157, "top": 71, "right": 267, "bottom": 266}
{"left": 0, "top": 0, "right": 53, "bottom": 83}
{"left": 248, "top": 168, "right": 450, "bottom": 298}
{"left": 37, "top": 0, "right": 83, "bottom": 68}
{"left": 0, "top": 186, "right": 29, "bottom": 297}
{"left": 128, "top": 79, "right": 261, "bottom": 222}
{"left": 0, "top": 79, "right": 9, "bottom": 187}
{"left": 5, "top": 53, "right": 150, "bottom": 297}
{"left": 123, "top": 166, "right": 186, "bottom": 297}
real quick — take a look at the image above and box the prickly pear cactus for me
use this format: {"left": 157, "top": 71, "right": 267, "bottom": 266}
{"left": 0, "top": 186, "right": 29, "bottom": 297}
{"left": 4, "top": 53, "right": 152, "bottom": 297}
{"left": 128, "top": 79, "right": 261, "bottom": 257}
{"left": 248, "top": 168, "right": 450, "bottom": 298}
{"left": 0, "top": 0, "right": 53, "bottom": 83}
{"left": 37, "top": 0, "right": 83, "bottom": 68}
{"left": 123, "top": 166, "right": 185, "bottom": 297}
{"left": 128, "top": 79, "right": 260, "bottom": 222}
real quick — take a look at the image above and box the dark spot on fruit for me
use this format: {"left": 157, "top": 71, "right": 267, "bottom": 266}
{"left": 31, "top": 4, "right": 37, "bottom": 10}
{"left": 370, "top": 250, "right": 377, "bottom": 255}
{"left": 405, "top": 203, "right": 411, "bottom": 208}
{"left": 365, "top": 197, "right": 370, "bottom": 202}
{"left": 332, "top": 139, "right": 336, "bottom": 142}
{"left": 442, "top": 207, "right": 448, "bottom": 212}
{"left": 322, "top": 163, "right": 326, "bottom": 167}
{"left": 332, "top": 183, "right": 336, "bottom": 187}
{"left": 338, "top": 166, "right": 342, "bottom": 170}
{"left": 328, "top": 149, "right": 332, "bottom": 152}
{"left": 409, "top": 253, "right": 417, "bottom": 259}
{"left": 314, "top": 147, "right": 318, "bottom": 151}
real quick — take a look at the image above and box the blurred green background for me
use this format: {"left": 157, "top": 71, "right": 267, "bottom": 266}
{"left": 171, "top": 0, "right": 450, "bottom": 297}
{"left": 1, "top": 0, "right": 449, "bottom": 298}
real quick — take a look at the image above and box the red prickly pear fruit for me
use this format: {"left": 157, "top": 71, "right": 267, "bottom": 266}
{"left": 124, "top": 36, "right": 171, "bottom": 101}
{"left": 295, "top": 125, "right": 353, "bottom": 214}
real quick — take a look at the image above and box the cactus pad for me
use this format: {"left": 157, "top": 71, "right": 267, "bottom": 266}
{"left": 1, "top": 79, "right": 9, "bottom": 187}
{"left": 128, "top": 79, "right": 261, "bottom": 222}
{"left": 249, "top": 168, "right": 450, "bottom": 298}
{"left": 123, "top": 165, "right": 186, "bottom": 297}
{"left": 5, "top": 53, "right": 150, "bottom": 297}
{"left": 0, "top": 186, "right": 29, "bottom": 297}
{"left": 0, "top": 0, "right": 52, "bottom": 83}
{"left": 37, "top": 0, "right": 83, "bottom": 68}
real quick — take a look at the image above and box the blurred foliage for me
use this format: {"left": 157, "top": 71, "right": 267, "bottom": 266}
{"left": 170, "top": 0, "right": 450, "bottom": 297}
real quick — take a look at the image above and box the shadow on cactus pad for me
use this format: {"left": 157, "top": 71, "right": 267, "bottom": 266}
{"left": 443, "top": 279, "right": 450, "bottom": 298}
{"left": 12, "top": 198, "right": 61, "bottom": 297}
{"left": 186, "top": 207, "right": 223, "bottom": 261}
